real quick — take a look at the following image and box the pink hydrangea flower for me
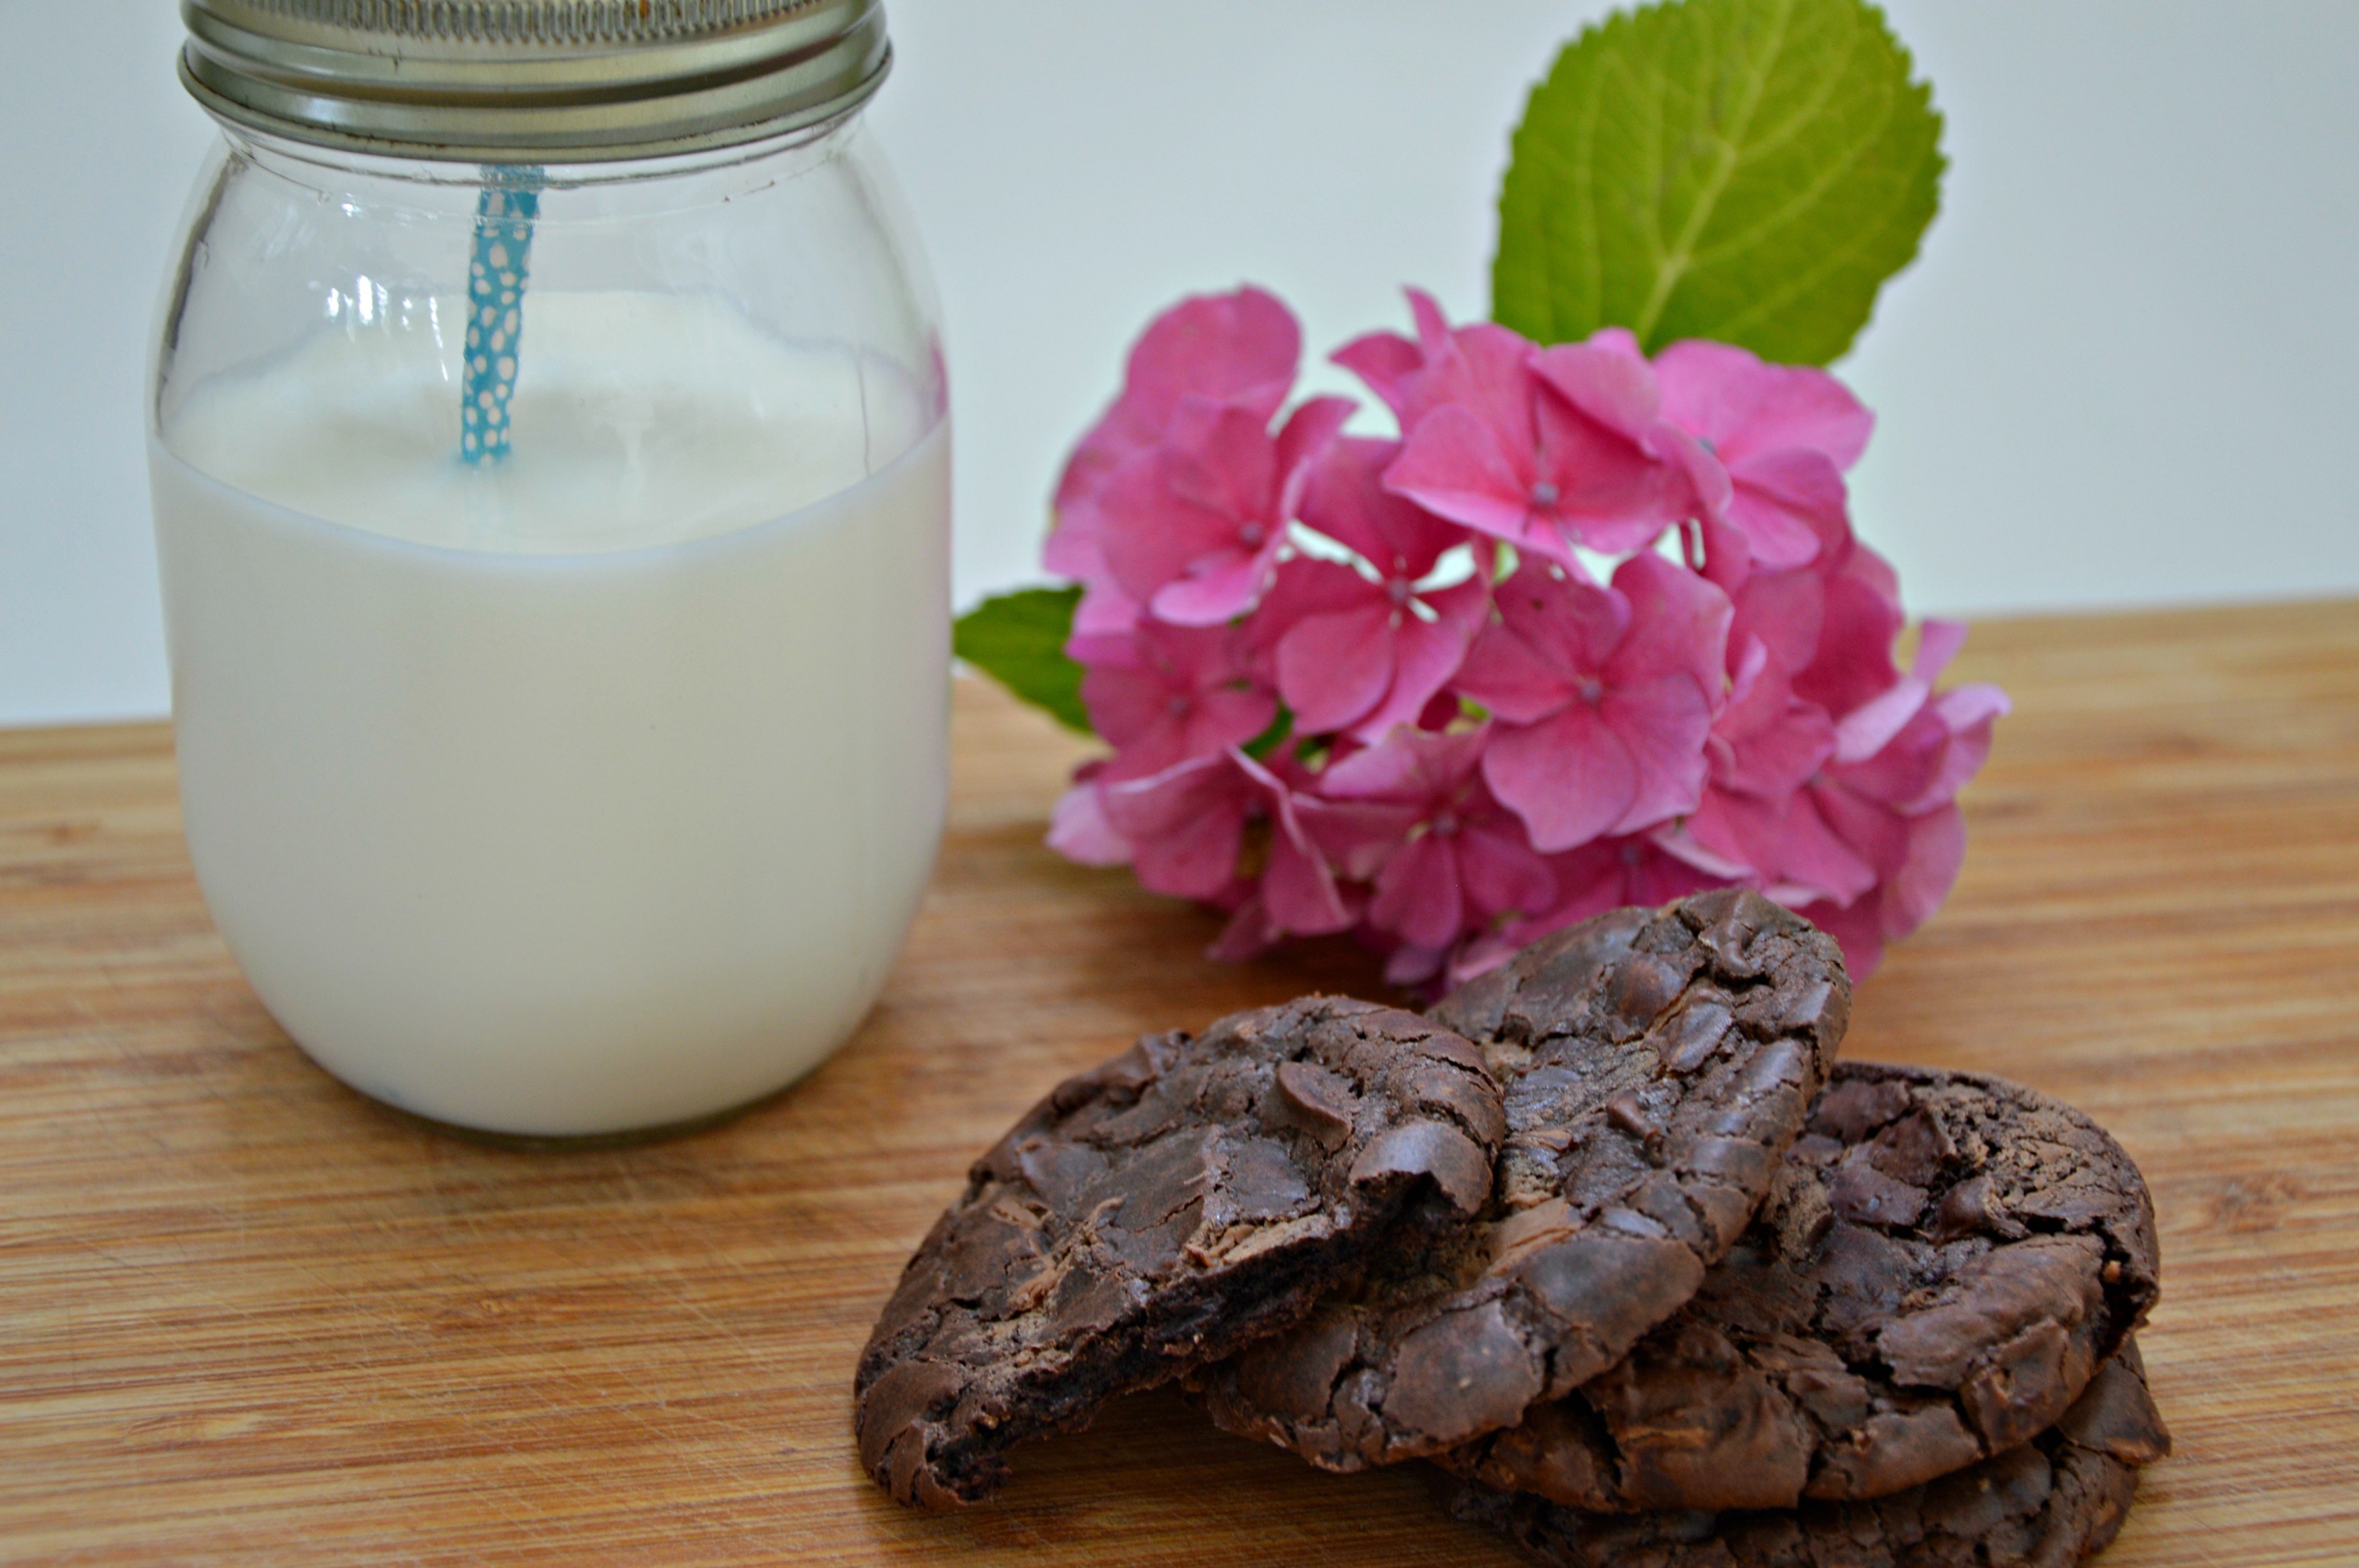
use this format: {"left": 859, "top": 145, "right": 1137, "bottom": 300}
{"left": 1654, "top": 339, "right": 1873, "bottom": 582}
{"left": 1256, "top": 437, "right": 1489, "bottom": 740}
{"left": 1074, "top": 619, "right": 1274, "bottom": 782}
{"left": 1091, "top": 394, "right": 1354, "bottom": 626}
{"left": 1048, "top": 286, "right": 1302, "bottom": 637}
{"left": 1452, "top": 552, "right": 1731, "bottom": 852}
{"left": 1029, "top": 283, "right": 2005, "bottom": 990}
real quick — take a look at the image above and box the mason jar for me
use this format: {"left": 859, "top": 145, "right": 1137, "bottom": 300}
{"left": 150, "top": 1, "right": 950, "bottom": 1141}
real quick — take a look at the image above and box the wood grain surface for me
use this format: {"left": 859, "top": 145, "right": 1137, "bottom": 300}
{"left": 2, "top": 598, "right": 2355, "bottom": 1565}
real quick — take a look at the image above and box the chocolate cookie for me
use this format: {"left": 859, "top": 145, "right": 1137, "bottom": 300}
{"left": 1438, "top": 1341, "right": 2172, "bottom": 1568}
{"left": 1194, "top": 891, "right": 1849, "bottom": 1469}
{"left": 854, "top": 997, "right": 1506, "bottom": 1508}
{"left": 1445, "top": 1062, "right": 2161, "bottom": 1511}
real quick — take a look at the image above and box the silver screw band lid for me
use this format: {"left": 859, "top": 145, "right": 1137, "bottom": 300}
{"left": 179, "top": 0, "right": 891, "bottom": 163}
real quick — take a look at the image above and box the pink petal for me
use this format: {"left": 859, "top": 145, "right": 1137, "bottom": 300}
{"left": 1725, "top": 449, "right": 1847, "bottom": 571}
{"left": 1625, "top": 839, "right": 1726, "bottom": 907}
{"left": 1794, "top": 895, "right": 1883, "bottom": 978}
{"left": 1346, "top": 576, "right": 1489, "bottom": 742}
{"left": 1653, "top": 339, "right": 1873, "bottom": 471}
{"left": 1070, "top": 579, "right": 1142, "bottom": 638}
{"left": 1382, "top": 405, "right": 1537, "bottom": 545}
{"left": 1328, "top": 287, "right": 1457, "bottom": 420}
{"left": 1255, "top": 557, "right": 1377, "bottom": 649}
{"left": 1807, "top": 776, "right": 1911, "bottom": 882}
{"left": 1078, "top": 662, "right": 1181, "bottom": 758}
{"left": 1530, "top": 339, "right": 1662, "bottom": 437}
{"left": 1042, "top": 495, "right": 1103, "bottom": 580}
{"left": 1607, "top": 551, "right": 1731, "bottom": 699}
{"left": 1122, "top": 286, "right": 1299, "bottom": 429}
{"left": 1236, "top": 750, "right": 1354, "bottom": 937}
{"left": 1369, "top": 833, "right": 1465, "bottom": 949}
{"left": 1883, "top": 805, "right": 1966, "bottom": 939}
{"left": 1712, "top": 639, "right": 1836, "bottom": 796}
{"left": 1597, "top": 672, "right": 1714, "bottom": 833}
{"left": 1386, "top": 941, "right": 1452, "bottom": 988}
{"left": 1301, "top": 437, "right": 1467, "bottom": 581}
{"left": 1425, "top": 322, "right": 1545, "bottom": 442}
{"left": 1102, "top": 755, "right": 1250, "bottom": 899}
{"left": 1208, "top": 894, "right": 1278, "bottom": 962}
{"left": 1046, "top": 775, "right": 1131, "bottom": 867}
{"left": 1729, "top": 361, "right": 1873, "bottom": 471}
{"left": 1332, "top": 329, "right": 1424, "bottom": 419}
{"left": 1274, "top": 396, "right": 1357, "bottom": 520}
{"left": 1912, "top": 619, "right": 1970, "bottom": 685}
{"left": 1730, "top": 564, "right": 1827, "bottom": 676}
{"left": 1149, "top": 547, "right": 1279, "bottom": 625}
{"left": 1696, "top": 786, "right": 1876, "bottom": 908}
{"left": 1318, "top": 723, "right": 1488, "bottom": 806}
{"left": 1526, "top": 381, "right": 1685, "bottom": 558}
{"left": 1483, "top": 704, "right": 1638, "bottom": 853}
{"left": 1651, "top": 815, "right": 1760, "bottom": 882}
{"left": 1795, "top": 551, "right": 1907, "bottom": 721}
{"left": 1652, "top": 339, "right": 1763, "bottom": 453}
{"left": 1055, "top": 286, "right": 1301, "bottom": 512}
{"left": 1161, "top": 397, "right": 1282, "bottom": 520}
{"left": 1491, "top": 561, "right": 1633, "bottom": 682}
{"left": 1296, "top": 794, "right": 1423, "bottom": 881}
{"left": 1185, "top": 681, "right": 1281, "bottom": 761}
{"left": 1095, "top": 448, "right": 1255, "bottom": 609}
{"left": 1277, "top": 603, "right": 1399, "bottom": 736}
{"left": 1456, "top": 821, "right": 1557, "bottom": 920}
{"left": 1832, "top": 615, "right": 1970, "bottom": 764}
{"left": 1453, "top": 617, "right": 1575, "bottom": 726}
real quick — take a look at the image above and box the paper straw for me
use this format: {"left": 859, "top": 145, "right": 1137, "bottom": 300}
{"left": 461, "top": 169, "right": 543, "bottom": 464}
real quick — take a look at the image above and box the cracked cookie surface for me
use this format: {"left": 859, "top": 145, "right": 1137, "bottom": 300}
{"left": 1445, "top": 1060, "right": 2161, "bottom": 1511}
{"left": 1193, "top": 890, "right": 1850, "bottom": 1471}
{"left": 853, "top": 997, "right": 1505, "bottom": 1508}
{"left": 1439, "top": 1341, "right": 2171, "bottom": 1568}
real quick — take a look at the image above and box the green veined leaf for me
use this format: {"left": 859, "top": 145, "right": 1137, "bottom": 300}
{"left": 1494, "top": 0, "right": 1944, "bottom": 366}
{"left": 951, "top": 586, "right": 1092, "bottom": 734}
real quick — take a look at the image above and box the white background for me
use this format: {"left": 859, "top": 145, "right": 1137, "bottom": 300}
{"left": 2, "top": 1, "right": 2354, "bottom": 726}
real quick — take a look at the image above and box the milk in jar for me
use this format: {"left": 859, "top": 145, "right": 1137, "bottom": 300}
{"left": 152, "top": 290, "right": 948, "bottom": 1136}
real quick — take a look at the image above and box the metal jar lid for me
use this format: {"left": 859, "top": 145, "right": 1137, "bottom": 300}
{"left": 179, "top": 0, "right": 891, "bottom": 164}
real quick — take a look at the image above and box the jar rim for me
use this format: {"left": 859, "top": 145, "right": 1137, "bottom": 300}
{"left": 179, "top": 0, "right": 889, "bottom": 165}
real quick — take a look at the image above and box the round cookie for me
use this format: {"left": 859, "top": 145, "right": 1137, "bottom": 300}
{"left": 854, "top": 997, "right": 1506, "bottom": 1508}
{"left": 1193, "top": 890, "right": 1851, "bottom": 1470}
{"left": 1438, "top": 1341, "right": 2172, "bottom": 1568}
{"left": 1445, "top": 1062, "right": 2162, "bottom": 1512}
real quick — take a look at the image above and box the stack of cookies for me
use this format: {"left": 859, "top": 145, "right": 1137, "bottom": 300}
{"left": 855, "top": 890, "right": 2167, "bottom": 1567}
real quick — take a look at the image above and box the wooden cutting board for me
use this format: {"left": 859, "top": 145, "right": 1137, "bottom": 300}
{"left": 2, "top": 598, "right": 2355, "bottom": 1566}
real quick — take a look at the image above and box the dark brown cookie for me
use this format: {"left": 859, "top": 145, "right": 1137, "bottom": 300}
{"left": 1440, "top": 1340, "right": 2171, "bottom": 1568}
{"left": 853, "top": 997, "right": 1506, "bottom": 1508}
{"left": 1445, "top": 1061, "right": 2162, "bottom": 1512}
{"left": 1193, "top": 891, "right": 1849, "bottom": 1470}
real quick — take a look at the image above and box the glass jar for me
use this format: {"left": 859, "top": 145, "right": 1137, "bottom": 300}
{"left": 150, "top": 1, "right": 949, "bottom": 1141}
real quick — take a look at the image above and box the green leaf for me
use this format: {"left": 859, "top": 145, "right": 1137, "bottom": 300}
{"left": 1494, "top": 0, "right": 1944, "bottom": 366}
{"left": 952, "top": 586, "right": 1093, "bottom": 734}
{"left": 1243, "top": 706, "right": 1294, "bottom": 760}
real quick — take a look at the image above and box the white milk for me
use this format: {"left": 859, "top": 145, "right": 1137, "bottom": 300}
{"left": 150, "top": 293, "right": 950, "bottom": 1136}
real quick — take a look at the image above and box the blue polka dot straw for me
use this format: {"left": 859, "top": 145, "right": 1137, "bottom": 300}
{"left": 461, "top": 169, "right": 542, "bottom": 464}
